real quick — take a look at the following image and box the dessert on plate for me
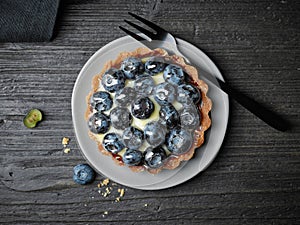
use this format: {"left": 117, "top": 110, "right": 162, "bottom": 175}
{"left": 85, "top": 47, "right": 212, "bottom": 174}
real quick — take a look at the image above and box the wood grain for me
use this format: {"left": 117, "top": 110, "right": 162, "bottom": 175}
{"left": 0, "top": 0, "right": 299, "bottom": 224}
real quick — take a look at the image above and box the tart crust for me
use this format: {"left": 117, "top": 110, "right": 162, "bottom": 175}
{"left": 85, "top": 47, "right": 212, "bottom": 174}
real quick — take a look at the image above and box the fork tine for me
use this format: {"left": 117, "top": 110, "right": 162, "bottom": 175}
{"left": 128, "top": 12, "right": 166, "bottom": 33}
{"left": 119, "top": 26, "right": 147, "bottom": 42}
{"left": 124, "top": 19, "right": 155, "bottom": 39}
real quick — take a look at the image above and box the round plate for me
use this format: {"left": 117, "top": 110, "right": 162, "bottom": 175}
{"left": 72, "top": 36, "right": 229, "bottom": 190}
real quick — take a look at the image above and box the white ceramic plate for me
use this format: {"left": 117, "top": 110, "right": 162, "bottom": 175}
{"left": 72, "top": 36, "right": 229, "bottom": 190}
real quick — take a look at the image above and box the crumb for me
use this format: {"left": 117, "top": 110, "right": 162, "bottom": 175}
{"left": 63, "top": 148, "right": 71, "bottom": 154}
{"left": 115, "top": 197, "right": 120, "bottom": 202}
{"left": 102, "top": 178, "right": 110, "bottom": 186}
{"left": 144, "top": 203, "right": 148, "bottom": 207}
{"left": 104, "top": 211, "right": 108, "bottom": 215}
{"left": 119, "top": 188, "right": 125, "bottom": 197}
{"left": 62, "top": 137, "right": 70, "bottom": 146}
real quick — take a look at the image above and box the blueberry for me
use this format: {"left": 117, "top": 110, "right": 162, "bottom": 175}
{"left": 144, "top": 121, "right": 167, "bottom": 147}
{"left": 121, "top": 57, "right": 144, "bottom": 79}
{"left": 122, "top": 126, "right": 144, "bottom": 149}
{"left": 90, "top": 91, "right": 113, "bottom": 112}
{"left": 177, "top": 84, "right": 201, "bottom": 104}
{"left": 163, "top": 64, "right": 185, "bottom": 85}
{"left": 131, "top": 97, "right": 155, "bottom": 119}
{"left": 101, "top": 68, "right": 126, "bottom": 93}
{"left": 153, "top": 82, "right": 176, "bottom": 105}
{"left": 166, "top": 128, "right": 193, "bottom": 155}
{"left": 179, "top": 105, "right": 200, "bottom": 130}
{"left": 123, "top": 148, "right": 143, "bottom": 166}
{"left": 103, "top": 133, "right": 125, "bottom": 153}
{"left": 115, "top": 87, "right": 136, "bottom": 107}
{"left": 110, "top": 107, "right": 132, "bottom": 130}
{"left": 73, "top": 164, "right": 95, "bottom": 185}
{"left": 144, "top": 146, "right": 167, "bottom": 168}
{"left": 134, "top": 76, "right": 155, "bottom": 96}
{"left": 159, "top": 104, "right": 180, "bottom": 129}
{"left": 88, "top": 112, "right": 110, "bottom": 134}
{"left": 145, "top": 57, "right": 166, "bottom": 75}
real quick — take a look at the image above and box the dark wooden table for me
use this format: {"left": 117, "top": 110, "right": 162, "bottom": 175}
{"left": 1, "top": 0, "right": 299, "bottom": 224}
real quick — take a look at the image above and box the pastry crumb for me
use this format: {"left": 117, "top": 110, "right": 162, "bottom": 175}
{"left": 102, "top": 178, "right": 110, "bottom": 186}
{"left": 62, "top": 137, "right": 70, "bottom": 146}
{"left": 144, "top": 203, "right": 148, "bottom": 207}
{"left": 63, "top": 148, "right": 71, "bottom": 154}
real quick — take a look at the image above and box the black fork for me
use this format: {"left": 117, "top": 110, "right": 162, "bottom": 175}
{"left": 119, "top": 12, "right": 290, "bottom": 132}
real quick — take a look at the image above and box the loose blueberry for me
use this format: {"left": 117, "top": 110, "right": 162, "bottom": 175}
{"left": 144, "top": 146, "right": 167, "bottom": 169}
{"left": 131, "top": 97, "right": 155, "bottom": 119}
{"left": 159, "top": 104, "right": 180, "bottom": 129}
{"left": 73, "top": 164, "right": 95, "bottom": 185}
{"left": 153, "top": 82, "right": 176, "bottom": 105}
{"left": 110, "top": 107, "right": 132, "bottom": 130}
{"left": 101, "top": 68, "right": 126, "bottom": 93}
{"left": 177, "top": 84, "right": 201, "bottom": 104}
{"left": 144, "top": 121, "right": 167, "bottom": 147}
{"left": 145, "top": 57, "right": 166, "bottom": 75}
{"left": 134, "top": 76, "right": 155, "bottom": 96}
{"left": 121, "top": 57, "right": 144, "bottom": 79}
{"left": 115, "top": 87, "right": 136, "bottom": 107}
{"left": 123, "top": 148, "right": 143, "bottom": 166}
{"left": 166, "top": 128, "right": 193, "bottom": 155}
{"left": 122, "top": 126, "right": 144, "bottom": 149}
{"left": 88, "top": 112, "right": 110, "bottom": 134}
{"left": 103, "top": 133, "right": 125, "bottom": 154}
{"left": 90, "top": 91, "right": 113, "bottom": 112}
{"left": 179, "top": 105, "right": 200, "bottom": 130}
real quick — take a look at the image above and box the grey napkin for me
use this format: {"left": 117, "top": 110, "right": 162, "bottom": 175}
{"left": 0, "top": 0, "right": 60, "bottom": 42}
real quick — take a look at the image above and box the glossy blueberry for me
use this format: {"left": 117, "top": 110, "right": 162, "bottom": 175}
{"left": 122, "top": 126, "right": 144, "bottom": 149}
{"left": 144, "top": 146, "right": 167, "bottom": 169}
{"left": 145, "top": 57, "right": 166, "bottom": 75}
{"left": 90, "top": 91, "right": 113, "bottom": 112}
{"left": 177, "top": 84, "right": 201, "bottom": 104}
{"left": 179, "top": 105, "right": 200, "bottom": 130}
{"left": 131, "top": 97, "right": 155, "bottom": 119}
{"left": 73, "top": 164, "right": 95, "bottom": 185}
{"left": 134, "top": 76, "right": 155, "bottom": 96}
{"left": 123, "top": 149, "right": 143, "bottom": 166}
{"left": 110, "top": 107, "right": 132, "bottom": 130}
{"left": 88, "top": 112, "right": 110, "bottom": 134}
{"left": 163, "top": 64, "right": 185, "bottom": 85}
{"left": 153, "top": 82, "right": 176, "bottom": 105}
{"left": 103, "top": 133, "right": 125, "bottom": 154}
{"left": 166, "top": 128, "right": 193, "bottom": 155}
{"left": 159, "top": 104, "right": 180, "bottom": 129}
{"left": 101, "top": 68, "right": 126, "bottom": 93}
{"left": 115, "top": 87, "right": 136, "bottom": 107}
{"left": 144, "top": 121, "right": 167, "bottom": 147}
{"left": 121, "top": 57, "right": 144, "bottom": 79}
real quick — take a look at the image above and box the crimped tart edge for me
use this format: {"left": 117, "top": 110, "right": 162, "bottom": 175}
{"left": 85, "top": 47, "right": 212, "bottom": 174}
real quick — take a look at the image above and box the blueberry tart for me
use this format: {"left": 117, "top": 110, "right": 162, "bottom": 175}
{"left": 85, "top": 48, "right": 212, "bottom": 174}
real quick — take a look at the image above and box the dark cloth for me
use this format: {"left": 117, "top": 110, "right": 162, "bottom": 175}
{"left": 0, "top": 0, "right": 60, "bottom": 42}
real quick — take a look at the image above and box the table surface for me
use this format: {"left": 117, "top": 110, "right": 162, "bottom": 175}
{"left": 0, "top": 0, "right": 299, "bottom": 224}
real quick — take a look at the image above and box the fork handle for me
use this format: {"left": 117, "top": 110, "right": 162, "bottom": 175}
{"left": 215, "top": 78, "right": 289, "bottom": 132}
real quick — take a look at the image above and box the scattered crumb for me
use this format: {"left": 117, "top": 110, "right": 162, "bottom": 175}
{"left": 102, "top": 178, "right": 110, "bottom": 186}
{"left": 118, "top": 188, "right": 125, "bottom": 197}
{"left": 63, "top": 148, "right": 71, "bottom": 154}
{"left": 62, "top": 137, "right": 70, "bottom": 146}
{"left": 104, "top": 211, "right": 108, "bottom": 215}
{"left": 115, "top": 197, "right": 120, "bottom": 202}
{"left": 144, "top": 203, "right": 148, "bottom": 207}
